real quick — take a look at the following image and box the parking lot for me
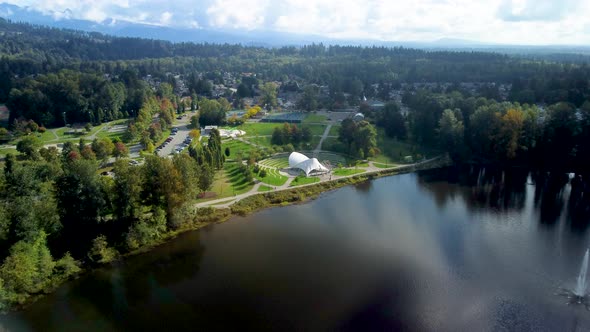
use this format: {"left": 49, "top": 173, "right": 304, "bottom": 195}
{"left": 156, "top": 114, "right": 194, "bottom": 157}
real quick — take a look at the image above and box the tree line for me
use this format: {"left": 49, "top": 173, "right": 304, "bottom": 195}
{"left": 376, "top": 90, "right": 590, "bottom": 171}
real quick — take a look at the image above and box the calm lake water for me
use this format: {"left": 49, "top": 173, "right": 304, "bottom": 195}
{"left": 3, "top": 166, "right": 590, "bottom": 331}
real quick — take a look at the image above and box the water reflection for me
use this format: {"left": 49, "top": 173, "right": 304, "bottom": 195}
{"left": 417, "top": 166, "right": 528, "bottom": 213}
{"left": 417, "top": 166, "right": 590, "bottom": 234}
{"left": 5, "top": 167, "right": 590, "bottom": 331}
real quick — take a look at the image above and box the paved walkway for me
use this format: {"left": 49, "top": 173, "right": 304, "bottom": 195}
{"left": 313, "top": 124, "right": 332, "bottom": 157}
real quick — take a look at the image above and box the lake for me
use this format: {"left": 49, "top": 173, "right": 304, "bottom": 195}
{"left": 3, "top": 166, "right": 590, "bottom": 331}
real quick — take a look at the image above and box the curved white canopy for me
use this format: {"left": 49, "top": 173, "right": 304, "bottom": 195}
{"left": 288, "top": 152, "right": 329, "bottom": 176}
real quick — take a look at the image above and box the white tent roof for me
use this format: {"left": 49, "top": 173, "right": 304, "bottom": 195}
{"left": 288, "top": 152, "right": 329, "bottom": 176}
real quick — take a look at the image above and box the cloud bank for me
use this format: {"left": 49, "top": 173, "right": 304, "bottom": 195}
{"left": 2, "top": 0, "right": 590, "bottom": 44}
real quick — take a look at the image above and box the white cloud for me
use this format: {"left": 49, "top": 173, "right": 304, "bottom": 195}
{"left": 160, "top": 11, "right": 172, "bottom": 25}
{"left": 2, "top": 0, "right": 590, "bottom": 44}
{"left": 206, "top": 0, "right": 269, "bottom": 30}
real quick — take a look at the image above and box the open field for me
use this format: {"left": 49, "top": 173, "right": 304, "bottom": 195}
{"left": 303, "top": 113, "right": 327, "bottom": 123}
{"left": 333, "top": 168, "right": 366, "bottom": 176}
{"left": 224, "top": 122, "right": 326, "bottom": 137}
{"left": 202, "top": 162, "right": 255, "bottom": 201}
{"left": 328, "top": 125, "right": 340, "bottom": 136}
{"left": 290, "top": 176, "right": 320, "bottom": 186}
{"left": 257, "top": 185, "right": 273, "bottom": 192}
{"left": 221, "top": 139, "right": 256, "bottom": 160}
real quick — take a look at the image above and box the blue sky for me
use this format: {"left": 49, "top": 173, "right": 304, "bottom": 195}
{"left": 2, "top": 0, "right": 590, "bottom": 44}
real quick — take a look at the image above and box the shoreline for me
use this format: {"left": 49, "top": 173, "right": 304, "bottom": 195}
{"left": 2, "top": 155, "right": 451, "bottom": 313}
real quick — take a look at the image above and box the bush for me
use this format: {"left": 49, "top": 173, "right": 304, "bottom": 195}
{"left": 126, "top": 208, "right": 167, "bottom": 249}
{"left": 88, "top": 235, "right": 118, "bottom": 264}
{"left": 259, "top": 169, "right": 267, "bottom": 178}
{"left": 37, "top": 126, "right": 46, "bottom": 133}
{"left": 53, "top": 252, "right": 81, "bottom": 281}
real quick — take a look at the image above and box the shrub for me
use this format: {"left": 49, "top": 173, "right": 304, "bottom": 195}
{"left": 53, "top": 252, "right": 81, "bottom": 281}
{"left": 259, "top": 169, "right": 267, "bottom": 178}
{"left": 88, "top": 235, "right": 118, "bottom": 264}
{"left": 126, "top": 208, "right": 167, "bottom": 249}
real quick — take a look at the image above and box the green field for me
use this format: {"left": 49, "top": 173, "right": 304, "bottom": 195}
{"left": 290, "top": 176, "right": 320, "bottom": 187}
{"left": 244, "top": 136, "right": 272, "bottom": 148}
{"left": 221, "top": 139, "right": 256, "bottom": 160}
{"left": 333, "top": 168, "right": 366, "bottom": 176}
{"left": 328, "top": 125, "right": 340, "bottom": 136}
{"left": 204, "top": 163, "right": 255, "bottom": 201}
{"left": 258, "top": 155, "right": 290, "bottom": 169}
{"left": 373, "top": 162, "right": 397, "bottom": 168}
{"left": 255, "top": 166, "right": 288, "bottom": 186}
{"left": 257, "top": 185, "right": 274, "bottom": 192}
{"left": 224, "top": 122, "right": 326, "bottom": 137}
{"left": 0, "top": 147, "right": 17, "bottom": 157}
{"left": 303, "top": 114, "right": 327, "bottom": 123}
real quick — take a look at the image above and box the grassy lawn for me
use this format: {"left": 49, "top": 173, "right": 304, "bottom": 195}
{"left": 307, "top": 124, "right": 327, "bottom": 136}
{"left": 255, "top": 167, "right": 288, "bottom": 186}
{"left": 259, "top": 155, "right": 290, "bottom": 169}
{"left": 258, "top": 185, "right": 273, "bottom": 192}
{"left": 333, "top": 168, "right": 366, "bottom": 176}
{"left": 231, "top": 122, "right": 282, "bottom": 136}
{"left": 226, "top": 122, "right": 327, "bottom": 137}
{"left": 0, "top": 147, "right": 18, "bottom": 157}
{"left": 303, "top": 114, "right": 327, "bottom": 123}
{"left": 290, "top": 176, "right": 320, "bottom": 187}
{"left": 244, "top": 136, "right": 272, "bottom": 148}
{"left": 222, "top": 139, "right": 256, "bottom": 160}
{"left": 328, "top": 125, "right": 340, "bottom": 136}
{"left": 204, "top": 162, "right": 255, "bottom": 201}
{"left": 373, "top": 162, "right": 397, "bottom": 168}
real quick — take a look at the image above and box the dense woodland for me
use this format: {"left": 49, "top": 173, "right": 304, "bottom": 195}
{"left": 0, "top": 128, "right": 224, "bottom": 309}
{"left": 1, "top": 18, "right": 590, "bottom": 310}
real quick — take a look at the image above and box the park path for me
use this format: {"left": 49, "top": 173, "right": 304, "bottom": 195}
{"left": 49, "top": 129, "right": 59, "bottom": 142}
{"left": 313, "top": 124, "right": 332, "bottom": 156}
{"left": 195, "top": 156, "right": 442, "bottom": 209}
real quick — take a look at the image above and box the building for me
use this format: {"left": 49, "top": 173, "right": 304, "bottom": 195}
{"left": 352, "top": 113, "right": 365, "bottom": 122}
{"left": 288, "top": 152, "right": 329, "bottom": 177}
{"left": 201, "top": 125, "right": 218, "bottom": 136}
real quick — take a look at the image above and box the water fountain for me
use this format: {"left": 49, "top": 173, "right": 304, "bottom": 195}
{"left": 557, "top": 248, "right": 590, "bottom": 308}
{"left": 575, "top": 249, "right": 590, "bottom": 297}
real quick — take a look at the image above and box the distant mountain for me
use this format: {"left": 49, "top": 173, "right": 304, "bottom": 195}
{"left": 2, "top": 3, "right": 590, "bottom": 55}
{"left": 0, "top": 3, "right": 331, "bottom": 46}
